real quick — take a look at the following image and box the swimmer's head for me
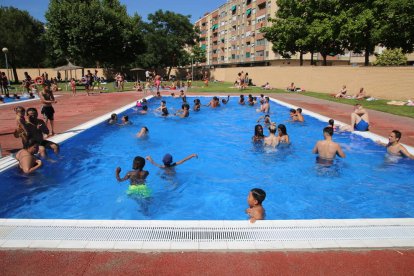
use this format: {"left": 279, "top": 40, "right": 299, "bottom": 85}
{"left": 296, "top": 108, "right": 302, "bottom": 113}
{"left": 110, "top": 113, "right": 117, "bottom": 120}
{"left": 250, "top": 188, "right": 266, "bottom": 205}
{"left": 142, "top": 105, "right": 148, "bottom": 111}
{"left": 25, "top": 139, "right": 40, "bottom": 153}
{"left": 391, "top": 130, "right": 402, "bottom": 141}
{"left": 143, "top": 126, "right": 149, "bottom": 132}
{"left": 142, "top": 98, "right": 147, "bottom": 103}
{"left": 277, "top": 124, "right": 287, "bottom": 135}
{"left": 289, "top": 109, "right": 296, "bottom": 114}
{"left": 171, "top": 93, "right": 175, "bottom": 96}
{"left": 323, "top": 126, "right": 334, "bottom": 137}
{"left": 213, "top": 96, "right": 219, "bottom": 101}
{"left": 132, "top": 156, "right": 146, "bottom": 170}
{"left": 161, "top": 100, "right": 166, "bottom": 105}
{"left": 240, "top": 95, "right": 244, "bottom": 98}
{"left": 328, "top": 119, "right": 334, "bottom": 127}
{"left": 156, "top": 91, "right": 161, "bottom": 96}
{"left": 162, "top": 153, "right": 173, "bottom": 166}
{"left": 254, "top": 124, "right": 264, "bottom": 136}
{"left": 122, "top": 115, "right": 129, "bottom": 122}
{"left": 162, "top": 107, "right": 169, "bottom": 115}
{"left": 269, "top": 123, "right": 277, "bottom": 134}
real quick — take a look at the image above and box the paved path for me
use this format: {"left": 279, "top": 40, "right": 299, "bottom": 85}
{"left": 1, "top": 250, "right": 413, "bottom": 275}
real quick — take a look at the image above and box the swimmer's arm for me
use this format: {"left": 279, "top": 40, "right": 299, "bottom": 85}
{"left": 336, "top": 145, "right": 346, "bottom": 158}
{"left": 257, "top": 116, "right": 264, "bottom": 123}
{"left": 19, "top": 155, "right": 42, "bottom": 174}
{"left": 145, "top": 156, "right": 165, "bottom": 168}
{"left": 375, "top": 140, "right": 387, "bottom": 147}
{"left": 175, "top": 154, "right": 198, "bottom": 165}
{"left": 399, "top": 145, "right": 414, "bottom": 159}
{"left": 115, "top": 167, "right": 130, "bottom": 182}
{"left": 312, "top": 142, "right": 319, "bottom": 154}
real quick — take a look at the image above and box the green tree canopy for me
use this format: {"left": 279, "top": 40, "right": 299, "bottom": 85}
{"left": 138, "top": 10, "right": 199, "bottom": 76}
{"left": 45, "top": 0, "right": 145, "bottom": 68}
{"left": 0, "top": 6, "right": 46, "bottom": 82}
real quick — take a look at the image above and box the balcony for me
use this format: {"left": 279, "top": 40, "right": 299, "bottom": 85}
{"left": 257, "top": 0, "right": 267, "bottom": 8}
{"left": 255, "top": 45, "right": 266, "bottom": 51}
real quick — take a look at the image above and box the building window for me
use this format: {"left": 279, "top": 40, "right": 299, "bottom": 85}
{"left": 232, "top": 54, "right": 236, "bottom": 59}
{"left": 246, "top": 52, "right": 251, "bottom": 58}
{"left": 256, "top": 50, "right": 264, "bottom": 56}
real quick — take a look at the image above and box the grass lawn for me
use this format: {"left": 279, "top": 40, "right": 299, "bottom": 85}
{"left": 188, "top": 81, "right": 414, "bottom": 119}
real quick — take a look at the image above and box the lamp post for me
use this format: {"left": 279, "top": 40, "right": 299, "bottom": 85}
{"left": 191, "top": 56, "right": 194, "bottom": 83}
{"left": 2, "top": 47, "right": 10, "bottom": 85}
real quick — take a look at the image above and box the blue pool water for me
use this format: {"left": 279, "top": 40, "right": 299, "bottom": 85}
{"left": 0, "top": 96, "right": 413, "bottom": 220}
{"left": 2, "top": 95, "right": 38, "bottom": 104}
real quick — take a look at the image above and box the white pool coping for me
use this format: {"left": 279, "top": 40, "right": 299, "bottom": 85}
{"left": 0, "top": 95, "right": 413, "bottom": 250}
{"left": 0, "top": 95, "right": 62, "bottom": 107}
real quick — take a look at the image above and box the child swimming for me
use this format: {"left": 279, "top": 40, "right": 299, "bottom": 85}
{"left": 246, "top": 188, "right": 266, "bottom": 223}
{"left": 146, "top": 153, "right": 198, "bottom": 169}
{"left": 115, "top": 156, "right": 149, "bottom": 185}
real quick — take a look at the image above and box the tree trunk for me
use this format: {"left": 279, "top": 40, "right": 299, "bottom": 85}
{"left": 310, "top": 51, "right": 314, "bottom": 65}
{"left": 322, "top": 54, "right": 327, "bottom": 66}
{"left": 299, "top": 52, "right": 303, "bottom": 66}
{"left": 167, "top": 66, "right": 172, "bottom": 79}
{"left": 364, "top": 48, "right": 370, "bottom": 66}
{"left": 12, "top": 67, "right": 18, "bottom": 83}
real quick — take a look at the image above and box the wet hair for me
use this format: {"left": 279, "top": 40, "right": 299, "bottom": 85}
{"left": 24, "top": 139, "right": 39, "bottom": 150}
{"left": 296, "top": 108, "right": 302, "bottom": 113}
{"left": 180, "top": 90, "right": 184, "bottom": 93}
{"left": 143, "top": 126, "right": 149, "bottom": 132}
{"left": 392, "top": 130, "right": 401, "bottom": 140}
{"left": 213, "top": 96, "right": 219, "bottom": 101}
{"left": 132, "top": 156, "right": 146, "bottom": 170}
{"left": 162, "top": 107, "right": 169, "bottom": 116}
{"left": 328, "top": 119, "right": 334, "bottom": 127}
{"left": 277, "top": 124, "right": 287, "bottom": 135}
{"left": 122, "top": 115, "right": 129, "bottom": 122}
{"left": 142, "top": 105, "right": 148, "bottom": 111}
{"left": 240, "top": 95, "right": 244, "bottom": 98}
{"left": 110, "top": 113, "right": 117, "bottom": 120}
{"left": 323, "top": 126, "right": 334, "bottom": 136}
{"left": 265, "top": 97, "right": 269, "bottom": 102}
{"left": 254, "top": 124, "right": 264, "bottom": 137}
{"left": 251, "top": 188, "right": 266, "bottom": 204}
{"left": 26, "top": 107, "right": 38, "bottom": 116}
{"left": 14, "top": 106, "right": 25, "bottom": 114}
{"left": 171, "top": 93, "right": 175, "bottom": 96}
{"left": 265, "top": 115, "right": 270, "bottom": 118}
{"left": 142, "top": 98, "right": 147, "bottom": 103}
{"left": 156, "top": 91, "right": 161, "bottom": 95}
{"left": 161, "top": 100, "right": 166, "bottom": 104}
{"left": 269, "top": 123, "right": 277, "bottom": 134}
{"left": 289, "top": 109, "right": 296, "bottom": 114}
{"left": 260, "top": 94, "right": 264, "bottom": 98}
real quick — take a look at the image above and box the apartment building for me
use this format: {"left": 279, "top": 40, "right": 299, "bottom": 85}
{"left": 195, "top": 0, "right": 278, "bottom": 67}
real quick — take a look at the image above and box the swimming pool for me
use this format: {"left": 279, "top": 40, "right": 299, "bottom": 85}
{"left": 1, "top": 95, "right": 40, "bottom": 106}
{"left": 0, "top": 96, "right": 413, "bottom": 220}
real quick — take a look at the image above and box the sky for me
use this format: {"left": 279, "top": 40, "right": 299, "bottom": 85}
{"left": 0, "top": 0, "right": 227, "bottom": 23}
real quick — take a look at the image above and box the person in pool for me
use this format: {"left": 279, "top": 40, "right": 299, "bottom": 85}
{"left": 136, "top": 126, "right": 149, "bottom": 138}
{"left": 257, "top": 114, "right": 272, "bottom": 126}
{"left": 15, "top": 140, "right": 42, "bottom": 174}
{"left": 376, "top": 130, "right": 414, "bottom": 159}
{"left": 118, "top": 115, "right": 132, "bottom": 125}
{"left": 295, "top": 108, "right": 304, "bottom": 122}
{"left": 246, "top": 188, "right": 266, "bottom": 223}
{"left": 175, "top": 103, "right": 190, "bottom": 118}
{"left": 221, "top": 95, "right": 230, "bottom": 105}
{"left": 206, "top": 96, "right": 220, "bottom": 108}
{"left": 146, "top": 153, "right": 198, "bottom": 169}
{"left": 259, "top": 97, "right": 270, "bottom": 113}
{"left": 264, "top": 123, "right": 279, "bottom": 148}
{"left": 115, "top": 156, "right": 149, "bottom": 185}
{"left": 108, "top": 113, "right": 118, "bottom": 124}
{"left": 252, "top": 124, "right": 265, "bottom": 143}
{"left": 239, "top": 95, "right": 245, "bottom": 105}
{"left": 277, "top": 124, "right": 290, "bottom": 144}
{"left": 193, "top": 99, "right": 201, "bottom": 111}
{"left": 312, "top": 127, "right": 346, "bottom": 165}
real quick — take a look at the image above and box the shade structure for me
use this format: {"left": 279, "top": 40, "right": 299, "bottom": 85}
{"left": 53, "top": 62, "right": 84, "bottom": 81}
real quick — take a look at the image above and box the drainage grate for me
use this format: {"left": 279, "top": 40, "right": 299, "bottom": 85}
{"left": 1, "top": 225, "right": 413, "bottom": 242}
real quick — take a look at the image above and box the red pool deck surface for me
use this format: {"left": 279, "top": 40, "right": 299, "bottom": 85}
{"left": 1, "top": 250, "right": 414, "bottom": 275}
{"left": 1, "top": 91, "right": 414, "bottom": 274}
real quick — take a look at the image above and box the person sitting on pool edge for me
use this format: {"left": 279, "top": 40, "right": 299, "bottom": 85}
{"left": 376, "top": 130, "right": 414, "bottom": 159}
{"left": 246, "top": 188, "right": 266, "bottom": 223}
{"left": 145, "top": 153, "right": 198, "bottom": 169}
{"left": 312, "top": 127, "right": 346, "bottom": 165}
{"left": 351, "top": 103, "right": 369, "bottom": 131}
{"left": 15, "top": 140, "right": 42, "bottom": 174}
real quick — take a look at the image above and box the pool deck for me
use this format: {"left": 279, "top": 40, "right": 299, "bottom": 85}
{"left": 1, "top": 90, "right": 414, "bottom": 274}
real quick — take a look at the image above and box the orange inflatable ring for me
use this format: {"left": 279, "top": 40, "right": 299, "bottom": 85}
{"left": 34, "top": 77, "right": 44, "bottom": 85}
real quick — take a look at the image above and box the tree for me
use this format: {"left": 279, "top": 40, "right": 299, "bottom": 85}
{"left": 374, "top": 48, "right": 407, "bottom": 66}
{"left": 45, "top": 0, "right": 145, "bottom": 68}
{"left": 138, "top": 10, "right": 198, "bottom": 76}
{"left": 191, "top": 45, "right": 207, "bottom": 64}
{"left": 0, "top": 7, "right": 46, "bottom": 82}
{"left": 377, "top": 0, "right": 414, "bottom": 54}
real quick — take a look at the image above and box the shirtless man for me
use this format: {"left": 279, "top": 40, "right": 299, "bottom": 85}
{"left": 376, "top": 130, "right": 414, "bottom": 159}
{"left": 15, "top": 140, "right": 42, "bottom": 174}
{"left": 260, "top": 97, "right": 270, "bottom": 113}
{"left": 206, "top": 96, "right": 220, "bottom": 108}
{"left": 312, "top": 127, "right": 346, "bottom": 165}
{"left": 295, "top": 108, "right": 304, "bottom": 122}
